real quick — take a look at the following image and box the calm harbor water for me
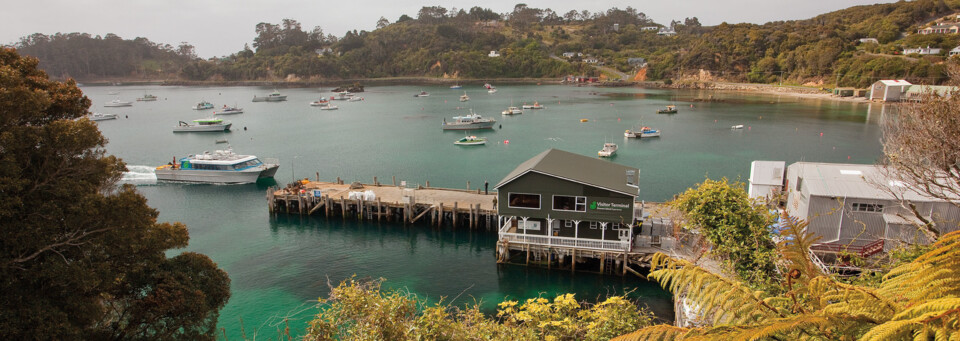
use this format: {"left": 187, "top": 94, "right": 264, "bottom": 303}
{"left": 83, "top": 84, "right": 884, "bottom": 339}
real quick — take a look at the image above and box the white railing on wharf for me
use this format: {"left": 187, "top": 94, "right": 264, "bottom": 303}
{"left": 499, "top": 231, "right": 629, "bottom": 251}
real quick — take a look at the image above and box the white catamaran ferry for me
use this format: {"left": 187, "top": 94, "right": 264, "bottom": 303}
{"left": 155, "top": 149, "right": 280, "bottom": 184}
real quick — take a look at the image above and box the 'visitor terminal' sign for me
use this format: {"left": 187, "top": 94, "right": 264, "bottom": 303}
{"left": 590, "top": 201, "right": 629, "bottom": 211}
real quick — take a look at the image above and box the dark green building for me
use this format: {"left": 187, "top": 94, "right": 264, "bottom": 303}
{"left": 495, "top": 149, "right": 639, "bottom": 251}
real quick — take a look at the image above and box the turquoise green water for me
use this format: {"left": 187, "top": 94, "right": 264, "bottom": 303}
{"left": 83, "top": 84, "right": 883, "bottom": 339}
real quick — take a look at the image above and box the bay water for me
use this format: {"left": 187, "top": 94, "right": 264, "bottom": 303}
{"left": 82, "top": 84, "right": 883, "bottom": 339}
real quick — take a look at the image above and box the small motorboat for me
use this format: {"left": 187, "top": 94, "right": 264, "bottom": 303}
{"left": 252, "top": 90, "right": 287, "bottom": 102}
{"left": 414, "top": 91, "right": 430, "bottom": 97}
{"left": 598, "top": 143, "right": 618, "bottom": 157}
{"left": 319, "top": 104, "right": 339, "bottom": 110}
{"left": 501, "top": 106, "right": 523, "bottom": 115}
{"left": 731, "top": 124, "right": 744, "bottom": 129}
{"left": 89, "top": 113, "right": 118, "bottom": 121}
{"left": 657, "top": 105, "right": 678, "bottom": 114}
{"left": 192, "top": 101, "right": 215, "bottom": 110}
{"left": 214, "top": 105, "right": 244, "bottom": 115}
{"left": 173, "top": 118, "right": 232, "bottom": 132}
{"left": 104, "top": 99, "right": 132, "bottom": 107}
{"left": 137, "top": 94, "right": 157, "bottom": 101}
{"left": 454, "top": 136, "right": 487, "bottom": 146}
{"left": 450, "top": 84, "right": 462, "bottom": 89}
{"left": 348, "top": 96, "right": 364, "bottom": 102}
{"left": 639, "top": 127, "right": 661, "bottom": 137}
{"left": 487, "top": 87, "right": 498, "bottom": 94}
{"left": 310, "top": 99, "right": 330, "bottom": 107}
{"left": 460, "top": 92, "right": 470, "bottom": 102}
{"left": 521, "top": 101, "right": 544, "bottom": 109}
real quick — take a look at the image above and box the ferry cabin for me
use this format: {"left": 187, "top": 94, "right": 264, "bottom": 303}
{"left": 495, "top": 149, "right": 640, "bottom": 252}
{"left": 178, "top": 155, "right": 264, "bottom": 170}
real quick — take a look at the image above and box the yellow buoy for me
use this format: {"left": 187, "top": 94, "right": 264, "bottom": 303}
{"left": 580, "top": 119, "right": 588, "bottom": 122}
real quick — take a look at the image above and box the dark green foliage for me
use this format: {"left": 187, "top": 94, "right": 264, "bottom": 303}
{"left": 671, "top": 178, "right": 780, "bottom": 287}
{"left": 0, "top": 48, "right": 230, "bottom": 340}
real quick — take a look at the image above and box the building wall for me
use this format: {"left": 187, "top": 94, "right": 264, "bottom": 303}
{"left": 497, "top": 172, "right": 635, "bottom": 223}
{"left": 805, "top": 196, "right": 843, "bottom": 241}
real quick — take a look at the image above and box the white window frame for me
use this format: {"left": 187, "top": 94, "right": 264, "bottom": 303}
{"left": 564, "top": 220, "right": 572, "bottom": 228}
{"left": 552, "top": 195, "right": 587, "bottom": 212}
{"left": 589, "top": 221, "right": 598, "bottom": 229}
{"left": 507, "top": 192, "right": 541, "bottom": 210}
{"left": 852, "top": 203, "right": 884, "bottom": 213}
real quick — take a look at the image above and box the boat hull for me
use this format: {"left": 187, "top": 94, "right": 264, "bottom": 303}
{"left": 215, "top": 109, "right": 244, "bottom": 115}
{"left": 173, "top": 123, "right": 232, "bottom": 132}
{"left": 156, "top": 164, "right": 279, "bottom": 184}
{"left": 442, "top": 121, "right": 496, "bottom": 130}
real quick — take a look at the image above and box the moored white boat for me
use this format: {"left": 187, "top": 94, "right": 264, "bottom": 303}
{"left": 214, "top": 105, "right": 244, "bottom": 115}
{"left": 89, "top": 112, "right": 118, "bottom": 121}
{"left": 442, "top": 112, "right": 496, "bottom": 130}
{"left": 626, "top": 127, "right": 660, "bottom": 138}
{"left": 137, "top": 94, "right": 157, "bottom": 101}
{"left": 252, "top": 90, "right": 287, "bottom": 102}
{"left": 501, "top": 106, "right": 523, "bottom": 115}
{"left": 319, "top": 104, "right": 339, "bottom": 110}
{"left": 598, "top": 143, "right": 618, "bottom": 157}
{"left": 104, "top": 99, "right": 132, "bottom": 107}
{"left": 414, "top": 90, "right": 430, "bottom": 97}
{"left": 173, "top": 118, "right": 232, "bottom": 132}
{"left": 731, "top": 124, "right": 744, "bottom": 129}
{"left": 454, "top": 136, "right": 487, "bottom": 145}
{"left": 460, "top": 92, "right": 470, "bottom": 102}
{"left": 192, "top": 100, "right": 215, "bottom": 110}
{"left": 155, "top": 148, "right": 279, "bottom": 184}
{"left": 522, "top": 101, "right": 544, "bottom": 109}
{"left": 310, "top": 99, "right": 330, "bottom": 107}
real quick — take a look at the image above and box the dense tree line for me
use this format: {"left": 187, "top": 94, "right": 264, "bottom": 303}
{"left": 15, "top": 0, "right": 960, "bottom": 86}
{"left": 16, "top": 33, "right": 195, "bottom": 80}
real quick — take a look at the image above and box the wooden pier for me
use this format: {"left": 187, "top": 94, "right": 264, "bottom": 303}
{"left": 268, "top": 178, "right": 498, "bottom": 229}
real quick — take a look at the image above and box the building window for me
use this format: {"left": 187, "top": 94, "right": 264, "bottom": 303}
{"left": 589, "top": 222, "right": 598, "bottom": 229}
{"left": 553, "top": 195, "right": 586, "bottom": 212}
{"left": 611, "top": 223, "right": 621, "bottom": 230}
{"left": 508, "top": 193, "right": 540, "bottom": 209}
{"left": 564, "top": 220, "right": 572, "bottom": 228}
{"left": 852, "top": 203, "right": 884, "bottom": 212}
{"left": 796, "top": 177, "right": 803, "bottom": 191}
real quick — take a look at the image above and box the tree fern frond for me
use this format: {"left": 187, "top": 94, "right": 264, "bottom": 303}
{"left": 891, "top": 296, "right": 960, "bottom": 322}
{"left": 647, "top": 253, "right": 784, "bottom": 325}
{"left": 610, "top": 324, "right": 689, "bottom": 341}
{"left": 861, "top": 319, "right": 922, "bottom": 341}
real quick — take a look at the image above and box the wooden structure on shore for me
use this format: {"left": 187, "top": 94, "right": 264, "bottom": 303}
{"left": 268, "top": 177, "right": 498, "bottom": 229}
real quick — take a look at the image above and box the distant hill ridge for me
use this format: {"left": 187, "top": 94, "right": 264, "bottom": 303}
{"left": 15, "top": 0, "right": 960, "bottom": 87}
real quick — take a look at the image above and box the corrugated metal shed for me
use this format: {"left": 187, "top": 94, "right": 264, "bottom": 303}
{"left": 750, "top": 161, "right": 786, "bottom": 186}
{"left": 495, "top": 149, "right": 639, "bottom": 197}
{"left": 788, "top": 162, "right": 933, "bottom": 201}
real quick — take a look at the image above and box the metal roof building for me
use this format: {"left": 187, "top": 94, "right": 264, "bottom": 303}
{"left": 748, "top": 160, "right": 785, "bottom": 200}
{"left": 869, "top": 80, "right": 912, "bottom": 101}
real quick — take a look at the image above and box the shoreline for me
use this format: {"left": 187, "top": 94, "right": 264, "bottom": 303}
{"left": 77, "top": 77, "right": 872, "bottom": 104}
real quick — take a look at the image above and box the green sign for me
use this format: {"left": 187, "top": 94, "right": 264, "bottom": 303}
{"left": 590, "top": 201, "right": 629, "bottom": 211}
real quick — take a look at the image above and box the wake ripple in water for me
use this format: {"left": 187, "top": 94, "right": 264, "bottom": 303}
{"left": 121, "top": 165, "right": 158, "bottom": 185}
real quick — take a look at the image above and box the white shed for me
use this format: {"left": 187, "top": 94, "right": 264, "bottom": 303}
{"left": 869, "top": 80, "right": 912, "bottom": 101}
{"left": 749, "top": 161, "right": 786, "bottom": 200}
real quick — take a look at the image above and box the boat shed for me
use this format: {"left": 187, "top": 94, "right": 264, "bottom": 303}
{"left": 748, "top": 160, "right": 785, "bottom": 201}
{"left": 495, "top": 149, "right": 640, "bottom": 251}
{"left": 784, "top": 162, "right": 960, "bottom": 257}
{"left": 869, "top": 80, "right": 912, "bottom": 101}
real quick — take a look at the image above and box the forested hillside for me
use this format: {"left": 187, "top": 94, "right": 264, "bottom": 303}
{"left": 15, "top": 0, "right": 960, "bottom": 86}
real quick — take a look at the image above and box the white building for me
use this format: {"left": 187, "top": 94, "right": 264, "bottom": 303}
{"left": 488, "top": 50, "right": 500, "bottom": 57}
{"left": 902, "top": 46, "right": 942, "bottom": 55}
{"left": 748, "top": 161, "right": 786, "bottom": 201}
{"left": 869, "top": 80, "right": 912, "bottom": 101}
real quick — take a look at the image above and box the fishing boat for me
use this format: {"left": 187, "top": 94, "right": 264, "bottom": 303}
{"left": 137, "top": 94, "right": 157, "bottom": 101}
{"left": 414, "top": 90, "right": 430, "bottom": 97}
{"left": 625, "top": 126, "right": 660, "bottom": 138}
{"left": 501, "top": 106, "right": 523, "bottom": 115}
{"left": 173, "top": 118, "right": 232, "bottom": 132}
{"left": 214, "top": 105, "right": 244, "bottom": 115}
{"left": 89, "top": 113, "right": 118, "bottom": 121}
{"left": 331, "top": 91, "right": 353, "bottom": 100}
{"left": 598, "top": 143, "right": 618, "bottom": 157}
{"left": 192, "top": 100, "right": 215, "bottom": 110}
{"left": 252, "top": 90, "right": 287, "bottom": 102}
{"left": 104, "top": 99, "right": 132, "bottom": 107}
{"left": 454, "top": 136, "right": 487, "bottom": 145}
{"left": 441, "top": 112, "right": 496, "bottom": 130}
{"left": 459, "top": 92, "right": 470, "bottom": 102}
{"left": 309, "top": 98, "right": 330, "bottom": 106}
{"left": 154, "top": 148, "right": 279, "bottom": 184}
{"left": 522, "top": 101, "right": 544, "bottom": 109}
{"left": 657, "top": 105, "right": 678, "bottom": 114}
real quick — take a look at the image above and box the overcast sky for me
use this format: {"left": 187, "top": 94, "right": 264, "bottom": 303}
{"left": 3, "top": 0, "right": 896, "bottom": 58}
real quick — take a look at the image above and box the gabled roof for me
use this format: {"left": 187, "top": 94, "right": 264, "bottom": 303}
{"left": 495, "top": 149, "right": 639, "bottom": 196}
{"left": 788, "top": 162, "right": 941, "bottom": 201}
{"left": 750, "top": 161, "right": 786, "bottom": 186}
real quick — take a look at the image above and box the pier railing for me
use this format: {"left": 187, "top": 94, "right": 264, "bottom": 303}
{"left": 499, "top": 231, "right": 629, "bottom": 251}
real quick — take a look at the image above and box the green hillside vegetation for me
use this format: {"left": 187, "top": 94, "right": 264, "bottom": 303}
{"left": 14, "top": 0, "right": 960, "bottom": 87}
